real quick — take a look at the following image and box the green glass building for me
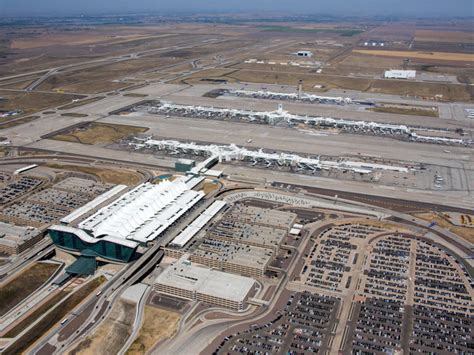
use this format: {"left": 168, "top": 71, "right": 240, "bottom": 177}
{"left": 49, "top": 226, "right": 138, "bottom": 263}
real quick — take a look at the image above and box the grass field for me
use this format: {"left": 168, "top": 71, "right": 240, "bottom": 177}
{"left": 199, "top": 69, "right": 471, "bottom": 101}
{"left": 0, "top": 262, "right": 59, "bottom": 317}
{"left": 58, "top": 97, "right": 105, "bottom": 110}
{"left": 0, "top": 90, "right": 84, "bottom": 118}
{"left": 414, "top": 30, "right": 474, "bottom": 43}
{"left": 126, "top": 306, "right": 180, "bottom": 355}
{"left": 4, "top": 291, "right": 70, "bottom": 338}
{"left": 60, "top": 113, "right": 89, "bottom": 118}
{"left": 69, "top": 299, "right": 136, "bottom": 355}
{"left": 36, "top": 58, "right": 179, "bottom": 94}
{"left": 0, "top": 77, "right": 38, "bottom": 90}
{"left": 368, "top": 106, "right": 439, "bottom": 117}
{"left": 123, "top": 93, "right": 148, "bottom": 98}
{"left": 353, "top": 49, "right": 474, "bottom": 62}
{"left": 51, "top": 122, "right": 148, "bottom": 145}
{"left": 0, "top": 115, "right": 39, "bottom": 129}
{"left": 4, "top": 276, "right": 105, "bottom": 339}
{"left": 3, "top": 276, "right": 105, "bottom": 355}
{"left": 46, "top": 163, "right": 142, "bottom": 185}
{"left": 258, "top": 25, "right": 363, "bottom": 37}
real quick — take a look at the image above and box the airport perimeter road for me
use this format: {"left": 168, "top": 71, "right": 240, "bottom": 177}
{"left": 0, "top": 239, "right": 53, "bottom": 282}
{"left": 118, "top": 286, "right": 151, "bottom": 355}
{"left": 220, "top": 165, "right": 474, "bottom": 210}
{"left": 30, "top": 249, "right": 164, "bottom": 355}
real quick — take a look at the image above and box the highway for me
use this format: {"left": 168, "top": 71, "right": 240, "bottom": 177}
{"left": 30, "top": 248, "right": 164, "bottom": 354}
{"left": 0, "top": 239, "right": 54, "bottom": 283}
{"left": 32, "top": 187, "right": 224, "bottom": 353}
{"left": 118, "top": 285, "right": 151, "bottom": 355}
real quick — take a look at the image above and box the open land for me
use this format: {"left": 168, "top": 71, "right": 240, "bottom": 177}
{"left": 50, "top": 122, "right": 148, "bottom": 145}
{"left": 127, "top": 305, "right": 180, "bottom": 354}
{"left": 0, "top": 14, "right": 472, "bottom": 355}
{"left": 353, "top": 49, "right": 474, "bottom": 62}
{"left": 46, "top": 163, "right": 143, "bottom": 185}
{"left": 4, "top": 276, "right": 105, "bottom": 355}
{"left": 69, "top": 299, "right": 136, "bottom": 355}
{"left": 0, "top": 262, "right": 59, "bottom": 317}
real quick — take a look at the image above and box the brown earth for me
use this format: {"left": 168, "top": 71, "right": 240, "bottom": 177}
{"left": 50, "top": 122, "right": 148, "bottom": 145}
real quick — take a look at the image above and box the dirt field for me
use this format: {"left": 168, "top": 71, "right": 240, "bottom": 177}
{"left": 50, "top": 122, "right": 148, "bottom": 145}
{"left": 0, "top": 90, "right": 84, "bottom": 118}
{"left": 414, "top": 30, "right": 474, "bottom": 43}
{"left": 202, "top": 181, "right": 220, "bottom": 194}
{"left": 363, "top": 23, "right": 415, "bottom": 41}
{"left": 326, "top": 53, "right": 403, "bottom": 76}
{"left": 46, "top": 163, "right": 142, "bottom": 185}
{"left": 413, "top": 212, "right": 474, "bottom": 244}
{"left": 36, "top": 58, "right": 178, "bottom": 94}
{"left": 0, "top": 262, "right": 59, "bottom": 317}
{"left": 353, "top": 49, "right": 474, "bottom": 62}
{"left": 69, "top": 299, "right": 136, "bottom": 355}
{"left": 187, "top": 68, "right": 471, "bottom": 101}
{"left": 126, "top": 306, "right": 180, "bottom": 354}
{"left": 11, "top": 33, "right": 175, "bottom": 50}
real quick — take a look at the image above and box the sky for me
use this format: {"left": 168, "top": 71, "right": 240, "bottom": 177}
{"left": 0, "top": 0, "right": 473, "bottom": 17}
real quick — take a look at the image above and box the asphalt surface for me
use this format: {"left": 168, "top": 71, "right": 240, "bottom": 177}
{"left": 274, "top": 182, "right": 474, "bottom": 214}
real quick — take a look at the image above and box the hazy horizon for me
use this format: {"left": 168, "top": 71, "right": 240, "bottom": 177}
{"left": 1, "top": 0, "right": 473, "bottom": 17}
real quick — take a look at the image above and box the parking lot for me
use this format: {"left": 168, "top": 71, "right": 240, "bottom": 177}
{"left": 0, "top": 176, "right": 43, "bottom": 204}
{"left": 343, "top": 234, "right": 473, "bottom": 353}
{"left": 300, "top": 222, "right": 385, "bottom": 293}
{"left": 216, "top": 292, "right": 340, "bottom": 355}
{"left": 0, "top": 177, "right": 113, "bottom": 227}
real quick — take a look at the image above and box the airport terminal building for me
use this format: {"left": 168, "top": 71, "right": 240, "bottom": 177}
{"left": 49, "top": 176, "right": 204, "bottom": 263}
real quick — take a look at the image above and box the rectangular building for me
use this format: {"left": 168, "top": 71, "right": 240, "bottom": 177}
{"left": 208, "top": 205, "right": 297, "bottom": 252}
{"left": 0, "top": 222, "right": 41, "bottom": 255}
{"left": 384, "top": 70, "right": 416, "bottom": 79}
{"left": 154, "top": 258, "right": 256, "bottom": 310}
{"left": 189, "top": 237, "right": 273, "bottom": 277}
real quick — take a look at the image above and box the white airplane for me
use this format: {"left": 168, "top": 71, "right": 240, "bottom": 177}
{"left": 247, "top": 139, "right": 253, "bottom": 143}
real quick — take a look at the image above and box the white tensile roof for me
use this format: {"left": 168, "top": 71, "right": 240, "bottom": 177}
{"left": 78, "top": 177, "right": 204, "bottom": 244}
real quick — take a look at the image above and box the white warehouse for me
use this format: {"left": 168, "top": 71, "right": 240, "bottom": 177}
{"left": 384, "top": 70, "right": 416, "bottom": 79}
